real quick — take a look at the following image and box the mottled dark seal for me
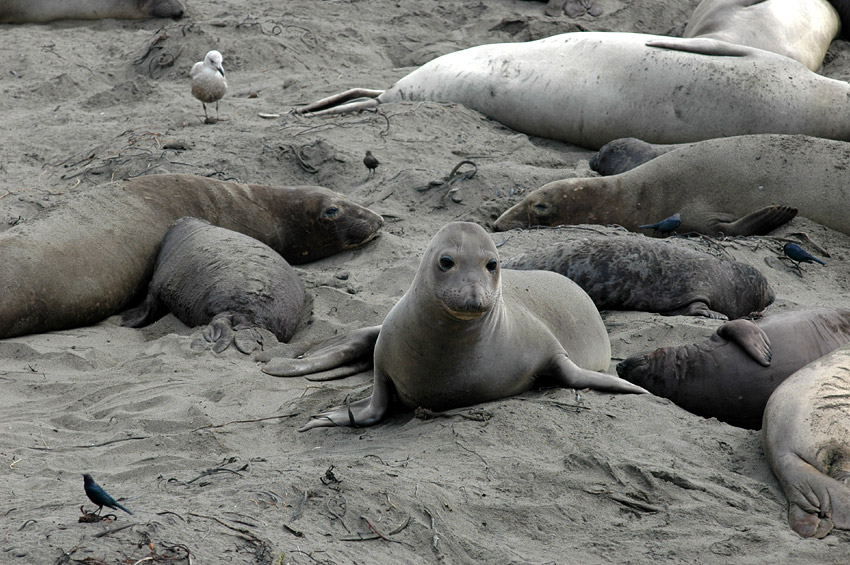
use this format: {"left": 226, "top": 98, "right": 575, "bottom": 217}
{"left": 495, "top": 134, "right": 850, "bottom": 237}
{"left": 0, "top": 0, "right": 183, "bottom": 23}
{"left": 503, "top": 236, "right": 774, "bottom": 320}
{"left": 0, "top": 174, "right": 382, "bottom": 339}
{"left": 763, "top": 343, "right": 850, "bottom": 538}
{"left": 296, "top": 32, "right": 850, "bottom": 149}
{"left": 289, "top": 222, "right": 646, "bottom": 430}
{"left": 122, "top": 217, "right": 307, "bottom": 354}
{"left": 616, "top": 307, "right": 850, "bottom": 429}
{"left": 590, "top": 138, "right": 684, "bottom": 176}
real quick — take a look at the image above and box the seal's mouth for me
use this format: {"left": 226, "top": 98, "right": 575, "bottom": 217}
{"left": 439, "top": 301, "right": 490, "bottom": 321}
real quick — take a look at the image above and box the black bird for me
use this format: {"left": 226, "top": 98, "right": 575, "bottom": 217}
{"left": 363, "top": 150, "right": 380, "bottom": 176}
{"left": 83, "top": 474, "right": 134, "bottom": 515}
{"left": 638, "top": 212, "right": 681, "bottom": 234}
{"left": 783, "top": 242, "right": 826, "bottom": 266}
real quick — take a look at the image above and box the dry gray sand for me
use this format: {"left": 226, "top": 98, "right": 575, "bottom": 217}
{"left": 1, "top": 1, "right": 850, "bottom": 563}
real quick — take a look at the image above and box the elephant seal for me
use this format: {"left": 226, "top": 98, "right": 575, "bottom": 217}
{"left": 683, "top": 0, "right": 841, "bottom": 71}
{"left": 616, "top": 307, "right": 850, "bottom": 429}
{"left": 122, "top": 217, "right": 307, "bottom": 354}
{"left": 296, "top": 32, "right": 850, "bottom": 149}
{"left": 0, "top": 174, "right": 382, "bottom": 339}
{"left": 503, "top": 236, "right": 774, "bottom": 320}
{"left": 763, "top": 343, "right": 850, "bottom": 539}
{"left": 296, "top": 222, "right": 646, "bottom": 431}
{"left": 590, "top": 138, "right": 685, "bottom": 176}
{"left": 0, "top": 0, "right": 183, "bottom": 23}
{"left": 494, "top": 134, "right": 850, "bottom": 237}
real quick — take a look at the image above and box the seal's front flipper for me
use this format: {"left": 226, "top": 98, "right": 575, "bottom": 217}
{"left": 713, "top": 205, "right": 798, "bottom": 237}
{"left": 552, "top": 354, "right": 648, "bottom": 394}
{"left": 645, "top": 38, "right": 754, "bottom": 58}
{"left": 262, "top": 325, "right": 381, "bottom": 377}
{"left": 664, "top": 301, "right": 728, "bottom": 320}
{"left": 121, "top": 293, "right": 166, "bottom": 328}
{"left": 717, "top": 319, "right": 771, "bottom": 366}
{"left": 298, "top": 368, "right": 394, "bottom": 431}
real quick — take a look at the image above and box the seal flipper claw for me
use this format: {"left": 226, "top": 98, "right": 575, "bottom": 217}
{"left": 714, "top": 205, "right": 798, "bottom": 237}
{"left": 665, "top": 301, "right": 728, "bottom": 320}
{"left": 717, "top": 319, "right": 771, "bottom": 366}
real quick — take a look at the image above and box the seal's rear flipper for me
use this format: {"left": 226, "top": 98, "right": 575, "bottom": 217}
{"left": 714, "top": 205, "right": 798, "bottom": 236}
{"left": 716, "top": 319, "right": 771, "bottom": 366}
{"left": 295, "top": 88, "right": 385, "bottom": 116}
{"left": 262, "top": 325, "right": 380, "bottom": 377}
{"left": 778, "top": 454, "right": 850, "bottom": 538}
{"left": 120, "top": 293, "right": 166, "bottom": 328}
{"left": 645, "top": 38, "right": 754, "bottom": 58}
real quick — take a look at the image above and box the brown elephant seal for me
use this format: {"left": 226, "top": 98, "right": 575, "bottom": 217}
{"left": 0, "top": 174, "right": 382, "bottom": 339}
{"left": 503, "top": 236, "right": 774, "bottom": 320}
{"left": 122, "top": 217, "right": 307, "bottom": 354}
{"left": 683, "top": 0, "right": 841, "bottom": 71}
{"left": 296, "top": 32, "right": 850, "bottom": 149}
{"left": 589, "top": 138, "right": 685, "bottom": 176}
{"left": 763, "top": 343, "right": 850, "bottom": 538}
{"left": 295, "top": 222, "right": 646, "bottom": 431}
{"left": 494, "top": 134, "right": 850, "bottom": 237}
{"left": 0, "top": 0, "right": 183, "bottom": 23}
{"left": 616, "top": 307, "right": 850, "bottom": 429}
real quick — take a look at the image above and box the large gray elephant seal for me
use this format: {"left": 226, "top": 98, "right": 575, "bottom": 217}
{"left": 0, "top": 174, "right": 382, "bottom": 339}
{"left": 503, "top": 235, "right": 774, "bottom": 320}
{"left": 0, "top": 0, "right": 183, "bottom": 23}
{"left": 296, "top": 222, "right": 646, "bottom": 431}
{"left": 295, "top": 32, "right": 850, "bottom": 149}
{"left": 616, "top": 307, "right": 850, "bottom": 429}
{"left": 763, "top": 343, "right": 850, "bottom": 539}
{"left": 122, "top": 217, "right": 307, "bottom": 354}
{"left": 494, "top": 134, "right": 850, "bottom": 237}
{"left": 683, "top": 0, "right": 842, "bottom": 71}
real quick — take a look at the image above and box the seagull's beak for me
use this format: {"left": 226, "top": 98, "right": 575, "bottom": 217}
{"left": 217, "top": 66, "right": 225, "bottom": 77}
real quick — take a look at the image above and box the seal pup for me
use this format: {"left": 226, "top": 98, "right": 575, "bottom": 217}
{"left": 191, "top": 50, "right": 227, "bottom": 124}
{"left": 616, "top": 307, "right": 850, "bottom": 429}
{"left": 0, "top": 174, "right": 382, "bottom": 339}
{"left": 295, "top": 222, "right": 646, "bottom": 431}
{"left": 590, "top": 137, "right": 686, "bottom": 176}
{"left": 763, "top": 342, "right": 850, "bottom": 538}
{"left": 0, "top": 0, "right": 183, "bottom": 22}
{"left": 503, "top": 236, "right": 774, "bottom": 320}
{"left": 122, "top": 218, "right": 307, "bottom": 354}
{"left": 683, "top": 0, "right": 842, "bottom": 71}
{"left": 494, "top": 134, "right": 850, "bottom": 237}
{"left": 295, "top": 32, "right": 850, "bottom": 149}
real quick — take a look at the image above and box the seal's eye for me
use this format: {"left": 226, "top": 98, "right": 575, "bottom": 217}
{"left": 323, "top": 206, "right": 340, "bottom": 219}
{"left": 438, "top": 255, "right": 455, "bottom": 271}
{"left": 486, "top": 259, "right": 498, "bottom": 273}
{"left": 533, "top": 202, "right": 551, "bottom": 216}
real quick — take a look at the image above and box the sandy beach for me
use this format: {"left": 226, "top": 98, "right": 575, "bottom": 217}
{"left": 1, "top": 1, "right": 850, "bottom": 563}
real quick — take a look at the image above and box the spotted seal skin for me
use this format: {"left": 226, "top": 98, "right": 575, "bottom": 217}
{"left": 122, "top": 217, "right": 307, "bottom": 354}
{"left": 0, "top": 174, "right": 382, "bottom": 339}
{"left": 297, "top": 32, "right": 850, "bottom": 150}
{"left": 503, "top": 236, "right": 774, "bottom": 320}
{"left": 0, "top": 0, "right": 184, "bottom": 23}
{"left": 763, "top": 342, "right": 850, "bottom": 539}
{"left": 494, "top": 134, "right": 850, "bottom": 237}
{"left": 616, "top": 307, "right": 850, "bottom": 429}
{"left": 293, "top": 222, "right": 646, "bottom": 431}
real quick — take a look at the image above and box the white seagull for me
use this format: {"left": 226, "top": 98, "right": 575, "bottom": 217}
{"left": 190, "top": 50, "right": 227, "bottom": 123}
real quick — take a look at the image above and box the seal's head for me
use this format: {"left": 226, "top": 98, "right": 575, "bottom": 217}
{"left": 147, "top": 0, "right": 184, "bottom": 19}
{"left": 417, "top": 222, "right": 501, "bottom": 321}
{"left": 493, "top": 178, "right": 614, "bottom": 232}
{"left": 281, "top": 186, "right": 384, "bottom": 264}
